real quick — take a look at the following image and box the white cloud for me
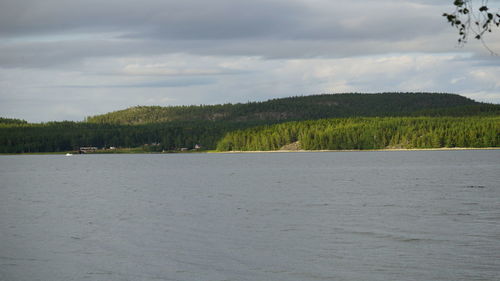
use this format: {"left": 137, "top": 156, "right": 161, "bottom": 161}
{"left": 2, "top": 51, "right": 500, "bottom": 122}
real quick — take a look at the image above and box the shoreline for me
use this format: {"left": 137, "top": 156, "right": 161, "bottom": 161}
{"left": 212, "top": 147, "right": 500, "bottom": 153}
{"left": 2, "top": 147, "right": 499, "bottom": 155}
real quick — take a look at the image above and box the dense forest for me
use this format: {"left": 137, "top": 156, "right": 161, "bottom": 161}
{"left": 85, "top": 92, "right": 497, "bottom": 124}
{"left": 0, "top": 117, "right": 27, "bottom": 124}
{"left": 1, "top": 93, "right": 499, "bottom": 153}
{"left": 216, "top": 117, "right": 500, "bottom": 151}
{"left": 0, "top": 121, "right": 254, "bottom": 153}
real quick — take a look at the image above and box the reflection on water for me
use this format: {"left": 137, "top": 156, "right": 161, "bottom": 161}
{"left": 1, "top": 150, "right": 499, "bottom": 281}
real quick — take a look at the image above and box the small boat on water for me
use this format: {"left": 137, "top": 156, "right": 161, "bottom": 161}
{"left": 65, "top": 153, "right": 73, "bottom": 156}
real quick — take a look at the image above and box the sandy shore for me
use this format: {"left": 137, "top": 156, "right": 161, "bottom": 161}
{"left": 213, "top": 147, "right": 500, "bottom": 153}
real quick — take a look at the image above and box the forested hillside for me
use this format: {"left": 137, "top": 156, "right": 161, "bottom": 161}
{"left": 1, "top": 93, "right": 499, "bottom": 153}
{"left": 0, "top": 117, "right": 27, "bottom": 124}
{"left": 85, "top": 93, "right": 493, "bottom": 125}
{"left": 216, "top": 117, "right": 500, "bottom": 151}
{"left": 0, "top": 121, "right": 254, "bottom": 153}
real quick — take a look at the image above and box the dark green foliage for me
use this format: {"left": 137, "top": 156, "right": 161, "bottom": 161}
{"left": 0, "top": 117, "right": 27, "bottom": 124}
{"left": 0, "top": 120, "right": 268, "bottom": 153}
{"left": 86, "top": 93, "right": 487, "bottom": 125}
{"left": 410, "top": 104, "right": 500, "bottom": 117}
{"left": 216, "top": 117, "right": 500, "bottom": 151}
{"left": 1, "top": 93, "right": 499, "bottom": 153}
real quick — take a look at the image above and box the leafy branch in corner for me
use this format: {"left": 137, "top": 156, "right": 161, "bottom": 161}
{"left": 443, "top": 0, "right": 500, "bottom": 54}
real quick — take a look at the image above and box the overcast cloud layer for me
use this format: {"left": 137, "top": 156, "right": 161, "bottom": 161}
{"left": 1, "top": 0, "right": 499, "bottom": 122}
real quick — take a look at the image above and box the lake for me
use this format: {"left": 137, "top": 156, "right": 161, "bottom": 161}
{"left": 1, "top": 150, "right": 499, "bottom": 281}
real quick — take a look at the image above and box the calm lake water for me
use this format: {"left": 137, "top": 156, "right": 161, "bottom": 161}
{"left": 0, "top": 151, "right": 499, "bottom": 281}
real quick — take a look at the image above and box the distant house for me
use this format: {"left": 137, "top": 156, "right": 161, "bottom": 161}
{"left": 194, "top": 144, "right": 202, "bottom": 150}
{"left": 79, "top": 147, "right": 98, "bottom": 153}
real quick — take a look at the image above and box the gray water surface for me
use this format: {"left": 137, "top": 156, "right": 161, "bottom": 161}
{"left": 1, "top": 151, "right": 499, "bottom": 281}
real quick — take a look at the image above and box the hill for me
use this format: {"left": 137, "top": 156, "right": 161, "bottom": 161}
{"left": 85, "top": 92, "right": 494, "bottom": 125}
{"left": 1, "top": 93, "right": 499, "bottom": 153}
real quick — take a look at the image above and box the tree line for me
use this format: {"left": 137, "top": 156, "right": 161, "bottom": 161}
{"left": 0, "top": 120, "right": 267, "bottom": 153}
{"left": 1, "top": 116, "right": 498, "bottom": 153}
{"left": 85, "top": 93, "right": 493, "bottom": 125}
{"left": 1, "top": 93, "right": 499, "bottom": 153}
{"left": 216, "top": 117, "right": 500, "bottom": 151}
{"left": 0, "top": 117, "right": 27, "bottom": 124}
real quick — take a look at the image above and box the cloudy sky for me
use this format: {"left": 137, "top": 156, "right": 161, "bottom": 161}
{"left": 1, "top": 0, "right": 499, "bottom": 122}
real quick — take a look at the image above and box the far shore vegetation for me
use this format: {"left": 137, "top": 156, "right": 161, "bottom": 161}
{"left": 216, "top": 116, "right": 499, "bottom": 151}
{"left": 1, "top": 93, "right": 499, "bottom": 154}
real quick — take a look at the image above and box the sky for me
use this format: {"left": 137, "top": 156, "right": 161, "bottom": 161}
{"left": 1, "top": 0, "right": 499, "bottom": 122}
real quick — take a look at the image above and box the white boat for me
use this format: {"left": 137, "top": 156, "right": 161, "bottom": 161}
{"left": 65, "top": 153, "right": 73, "bottom": 156}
